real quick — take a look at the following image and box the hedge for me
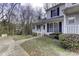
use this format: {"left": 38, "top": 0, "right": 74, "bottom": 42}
{"left": 32, "top": 32, "right": 37, "bottom": 36}
{"left": 49, "top": 32, "right": 62, "bottom": 39}
{"left": 59, "top": 34, "right": 79, "bottom": 51}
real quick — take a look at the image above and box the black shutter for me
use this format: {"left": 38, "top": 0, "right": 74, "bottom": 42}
{"left": 51, "top": 10, "right": 53, "bottom": 17}
{"left": 57, "top": 7, "right": 59, "bottom": 16}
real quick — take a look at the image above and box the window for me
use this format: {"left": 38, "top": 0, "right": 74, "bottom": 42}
{"left": 68, "top": 17, "right": 75, "bottom": 24}
{"left": 47, "top": 23, "right": 53, "bottom": 32}
{"left": 51, "top": 9, "right": 57, "bottom": 17}
{"left": 33, "top": 26, "right": 35, "bottom": 29}
{"left": 37, "top": 25, "right": 41, "bottom": 30}
{"left": 50, "top": 7, "right": 60, "bottom": 17}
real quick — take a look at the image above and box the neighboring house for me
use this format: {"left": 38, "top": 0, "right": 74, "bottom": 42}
{"left": 32, "top": 3, "right": 79, "bottom": 35}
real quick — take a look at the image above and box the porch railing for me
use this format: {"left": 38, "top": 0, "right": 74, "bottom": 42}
{"left": 65, "top": 25, "right": 79, "bottom": 34}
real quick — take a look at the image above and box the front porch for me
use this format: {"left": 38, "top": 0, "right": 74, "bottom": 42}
{"left": 64, "top": 25, "right": 79, "bottom": 34}
{"left": 32, "top": 21, "right": 63, "bottom": 35}
{"left": 47, "top": 22, "right": 62, "bottom": 34}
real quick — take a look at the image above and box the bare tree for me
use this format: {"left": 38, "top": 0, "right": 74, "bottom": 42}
{"left": 43, "top": 3, "right": 49, "bottom": 10}
{"left": 19, "top": 3, "right": 34, "bottom": 35}
{"left": 0, "top": 3, "right": 44, "bottom": 35}
{"left": 0, "top": 3, "right": 21, "bottom": 35}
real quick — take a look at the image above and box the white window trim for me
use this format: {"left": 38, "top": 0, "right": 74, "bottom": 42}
{"left": 68, "top": 16, "right": 76, "bottom": 24}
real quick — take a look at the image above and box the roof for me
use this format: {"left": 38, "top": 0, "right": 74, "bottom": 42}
{"left": 32, "top": 16, "right": 64, "bottom": 25}
{"left": 46, "top": 3, "right": 65, "bottom": 11}
{"left": 63, "top": 4, "right": 79, "bottom": 14}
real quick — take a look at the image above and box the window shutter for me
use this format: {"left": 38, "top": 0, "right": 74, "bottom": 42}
{"left": 57, "top": 7, "right": 59, "bottom": 16}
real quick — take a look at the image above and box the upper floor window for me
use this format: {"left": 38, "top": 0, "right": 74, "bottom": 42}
{"left": 51, "top": 7, "right": 60, "bottom": 18}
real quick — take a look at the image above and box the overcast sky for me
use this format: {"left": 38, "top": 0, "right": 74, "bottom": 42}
{"left": 21, "top": 3, "right": 45, "bottom": 13}
{"left": 21, "top": 3, "right": 43, "bottom": 8}
{"left": 31, "top": 3, "right": 43, "bottom": 8}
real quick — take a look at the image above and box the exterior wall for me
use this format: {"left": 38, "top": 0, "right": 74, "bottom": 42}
{"left": 32, "top": 20, "right": 64, "bottom": 35}
{"left": 32, "top": 25, "right": 37, "bottom": 33}
{"left": 62, "top": 20, "right": 64, "bottom": 33}
{"left": 46, "top": 3, "right": 79, "bottom": 19}
{"left": 46, "top": 4, "right": 65, "bottom": 19}
{"left": 64, "top": 13, "right": 79, "bottom": 34}
{"left": 46, "top": 11, "right": 51, "bottom": 19}
{"left": 65, "top": 3, "right": 78, "bottom": 8}
{"left": 44, "top": 3, "right": 60, "bottom": 11}
{"left": 66, "top": 13, "right": 79, "bottom": 25}
{"left": 59, "top": 4, "right": 65, "bottom": 16}
{"left": 65, "top": 3, "right": 74, "bottom": 8}
{"left": 32, "top": 24, "right": 47, "bottom": 35}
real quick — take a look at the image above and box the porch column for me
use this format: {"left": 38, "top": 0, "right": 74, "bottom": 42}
{"left": 45, "top": 23, "right": 47, "bottom": 34}
{"left": 64, "top": 14, "right": 67, "bottom": 33}
{"left": 41, "top": 25, "right": 43, "bottom": 35}
{"left": 53, "top": 22, "right": 54, "bottom": 33}
{"left": 35, "top": 25, "right": 37, "bottom": 31}
{"left": 58, "top": 22, "right": 59, "bottom": 32}
{"left": 56, "top": 22, "right": 59, "bottom": 33}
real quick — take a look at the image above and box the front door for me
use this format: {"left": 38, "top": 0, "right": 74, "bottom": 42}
{"left": 59, "top": 22, "right": 62, "bottom": 32}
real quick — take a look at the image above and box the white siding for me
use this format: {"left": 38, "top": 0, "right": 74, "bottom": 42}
{"left": 32, "top": 24, "right": 48, "bottom": 35}
{"left": 59, "top": 4, "right": 65, "bottom": 16}
{"left": 66, "top": 14, "right": 79, "bottom": 25}
{"left": 32, "top": 20, "right": 64, "bottom": 35}
{"left": 62, "top": 20, "right": 64, "bottom": 33}
{"left": 65, "top": 3, "right": 74, "bottom": 8}
{"left": 46, "top": 4, "right": 65, "bottom": 19}
{"left": 46, "top": 11, "right": 51, "bottom": 19}
{"left": 65, "top": 3, "right": 79, "bottom": 8}
{"left": 33, "top": 3, "right": 79, "bottom": 35}
{"left": 64, "top": 13, "right": 79, "bottom": 34}
{"left": 65, "top": 25, "right": 79, "bottom": 34}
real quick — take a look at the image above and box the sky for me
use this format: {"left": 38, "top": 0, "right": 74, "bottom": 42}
{"left": 21, "top": 3, "right": 43, "bottom": 8}
{"left": 21, "top": 3, "right": 45, "bottom": 13}
{"left": 31, "top": 3, "right": 43, "bottom": 8}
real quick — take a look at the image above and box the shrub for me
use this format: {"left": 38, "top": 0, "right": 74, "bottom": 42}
{"left": 49, "top": 32, "right": 62, "bottom": 39}
{"left": 16, "top": 30, "right": 22, "bottom": 35}
{"left": 59, "top": 34, "right": 79, "bottom": 51}
{"left": 32, "top": 32, "right": 37, "bottom": 36}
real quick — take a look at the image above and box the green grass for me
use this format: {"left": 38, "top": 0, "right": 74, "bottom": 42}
{"left": 13, "top": 35, "right": 33, "bottom": 41}
{"left": 21, "top": 36, "right": 78, "bottom": 56}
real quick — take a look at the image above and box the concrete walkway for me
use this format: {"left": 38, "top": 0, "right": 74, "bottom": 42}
{"left": 0, "top": 36, "right": 40, "bottom": 56}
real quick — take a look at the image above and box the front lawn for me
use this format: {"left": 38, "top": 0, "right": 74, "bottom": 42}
{"left": 21, "top": 36, "right": 78, "bottom": 56}
{"left": 13, "top": 35, "right": 33, "bottom": 41}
